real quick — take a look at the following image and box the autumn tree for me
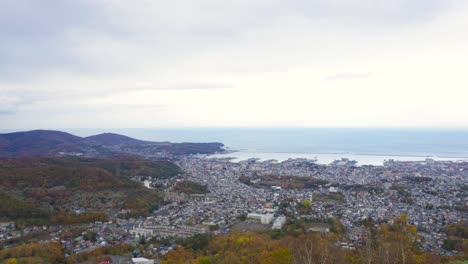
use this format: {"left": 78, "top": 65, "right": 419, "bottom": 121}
{"left": 360, "top": 214, "right": 421, "bottom": 264}
{"left": 161, "top": 247, "right": 197, "bottom": 264}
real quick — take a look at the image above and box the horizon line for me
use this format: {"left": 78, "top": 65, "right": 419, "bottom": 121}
{"left": 3, "top": 126, "right": 468, "bottom": 134}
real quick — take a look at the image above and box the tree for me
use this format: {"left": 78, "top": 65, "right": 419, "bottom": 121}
{"left": 302, "top": 199, "right": 312, "bottom": 208}
{"left": 139, "top": 236, "right": 146, "bottom": 245}
{"left": 366, "top": 214, "right": 420, "bottom": 264}
{"left": 209, "top": 224, "right": 219, "bottom": 231}
{"left": 4, "top": 258, "right": 18, "bottom": 264}
{"left": 283, "top": 232, "right": 347, "bottom": 264}
{"left": 161, "top": 247, "right": 196, "bottom": 264}
{"left": 297, "top": 199, "right": 313, "bottom": 215}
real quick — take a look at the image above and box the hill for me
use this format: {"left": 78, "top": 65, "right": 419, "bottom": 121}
{"left": 0, "top": 130, "right": 224, "bottom": 157}
{"left": 0, "top": 130, "right": 83, "bottom": 157}
{"left": 84, "top": 133, "right": 146, "bottom": 146}
{"left": 0, "top": 157, "right": 182, "bottom": 225}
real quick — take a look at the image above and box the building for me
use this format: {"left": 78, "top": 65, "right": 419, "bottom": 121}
{"left": 130, "top": 227, "right": 153, "bottom": 237}
{"left": 308, "top": 225, "right": 330, "bottom": 233}
{"left": 247, "top": 213, "right": 274, "bottom": 224}
{"left": 131, "top": 225, "right": 205, "bottom": 238}
{"left": 272, "top": 216, "right": 286, "bottom": 230}
{"left": 0, "top": 222, "right": 15, "bottom": 231}
{"left": 131, "top": 257, "right": 154, "bottom": 264}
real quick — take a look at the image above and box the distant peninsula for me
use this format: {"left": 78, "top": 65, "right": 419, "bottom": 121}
{"left": 0, "top": 130, "right": 225, "bottom": 158}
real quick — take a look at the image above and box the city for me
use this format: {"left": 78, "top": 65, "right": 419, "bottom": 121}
{"left": 2, "top": 156, "right": 466, "bottom": 262}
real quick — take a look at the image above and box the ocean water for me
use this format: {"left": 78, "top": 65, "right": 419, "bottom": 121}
{"left": 67, "top": 128, "right": 468, "bottom": 165}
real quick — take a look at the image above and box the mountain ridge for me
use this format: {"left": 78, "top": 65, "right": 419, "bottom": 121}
{"left": 0, "top": 130, "right": 224, "bottom": 157}
{"left": 84, "top": 132, "right": 147, "bottom": 146}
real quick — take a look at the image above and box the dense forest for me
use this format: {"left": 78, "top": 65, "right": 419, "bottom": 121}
{"left": 0, "top": 191, "right": 50, "bottom": 226}
{"left": 0, "top": 157, "right": 181, "bottom": 224}
{"left": 0, "top": 242, "right": 65, "bottom": 264}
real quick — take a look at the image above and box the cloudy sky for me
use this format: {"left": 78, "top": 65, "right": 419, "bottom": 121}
{"left": 1, "top": 0, "right": 468, "bottom": 129}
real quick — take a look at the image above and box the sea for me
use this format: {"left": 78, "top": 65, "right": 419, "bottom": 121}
{"left": 66, "top": 128, "right": 468, "bottom": 166}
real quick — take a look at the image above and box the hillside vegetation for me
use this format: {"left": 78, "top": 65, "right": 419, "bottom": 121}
{"left": 0, "top": 242, "right": 64, "bottom": 264}
{"left": 0, "top": 157, "right": 181, "bottom": 224}
{"left": 174, "top": 181, "right": 210, "bottom": 194}
{"left": 162, "top": 215, "right": 467, "bottom": 264}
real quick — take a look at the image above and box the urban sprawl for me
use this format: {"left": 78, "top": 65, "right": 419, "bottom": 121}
{"left": 1, "top": 156, "right": 467, "bottom": 261}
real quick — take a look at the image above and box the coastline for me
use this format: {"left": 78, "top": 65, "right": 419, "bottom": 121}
{"left": 207, "top": 150, "right": 468, "bottom": 166}
{"left": 219, "top": 147, "right": 468, "bottom": 159}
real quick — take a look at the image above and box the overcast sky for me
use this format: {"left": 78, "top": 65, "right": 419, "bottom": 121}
{"left": 1, "top": 0, "right": 468, "bottom": 130}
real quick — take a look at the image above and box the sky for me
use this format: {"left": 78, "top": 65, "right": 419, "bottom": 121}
{"left": 1, "top": 0, "right": 468, "bottom": 130}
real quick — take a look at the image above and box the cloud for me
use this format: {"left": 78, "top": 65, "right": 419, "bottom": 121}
{"left": 0, "top": 94, "right": 22, "bottom": 114}
{"left": 0, "top": 82, "right": 232, "bottom": 104}
{"left": 326, "top": 73, "right": 374, "bottom": 82}
{"left": 293, "top": 0, "right": 452, "bottom": 26}
{"left": 0, "top": 80, "right": 228, "bottom": 115}
{"left": 1, "top": 0, "right": 468, "bottom": 128}
{"left": 0, "top": 0, "right": 454, "bottom": 81}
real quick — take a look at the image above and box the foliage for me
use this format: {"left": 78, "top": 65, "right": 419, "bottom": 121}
{"left": 176, "top": 234, "right": 213, "bottom": 252}
{"left": 444, "top": 221, "right": 468, "bottom": 238}
{"left": 0, "top": 191, "right": 50, "bottom": 225}
{"left": 174, "top": 181, "right": 209, "bottom": 194}
{"left": 266, "top": 229, "right": 287, "bottom": 240}
{"left": 297, "top": 199, "right": 312, "bottom": 214}
{"left": 282, "top": 232, "right": 347, "bottom": 264}
{"left": 0, "top": 130, "right": 224, "bottom": 157}
{"left": 0, "top": 157, "right": 170, "bottom": 224}
{"left": 140, "top": 236, "right": 147, "bottom": 245}
{"left": 207, "top": 232, "right": 292, "bottom": 264}
{"left": 313, "top": 193, "right": 345, "bottom": 203}
{"left": 50, "top": 212, "right": 108, "bottom": 225}
{"left": 161, "top": 215, "right": 465, "bottom": 264}
{"left": 442, "top": 221, "right": 468, "bottom": 253}
{"left": 356, "top": 214, "right": 423, "bottom": 264}
{"left": 0, "top": 242, "right": 64, "bottom": 264}
{"left": 301, "top": 199, "right": 312, "bottom": 208}
{"left": 161, "top": 247, "right": 198, "bottom": 264}
{"left": 67, "top": 244, "right": 132, "bottom": 264}
{"left": 0, "top": 157, "right": 180, "bottom": 191}
{"left": 1, "top": 214, "right": 464, "bottom": 264}
{"left": 123, "top": 189, "right": 163, "bottom": 218}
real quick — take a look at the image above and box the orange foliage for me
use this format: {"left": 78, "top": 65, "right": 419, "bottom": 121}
{"left": 67, "top": 244, "right": 132, "bottom": 264}
{"left": 162, "top": 247, "right": 198, "bottom": 264}
{"left": 0, "top": 242, "right": 64, "bottom": 263}
{"left": 51, "top": 211, "right": 108, "bottom": 225}
{"left": 161, "top": 216, "right": 462, "bottom": 264}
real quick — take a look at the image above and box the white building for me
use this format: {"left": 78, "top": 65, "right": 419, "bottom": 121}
{"left": 0, "top": 222, "right": 15, "bottom": 231}
{"left": 130, "top": 225, "right": 205, "bottom": 238}
{"left": 131, "top": 257, "right": 154, "bottom": 264}
{"left": 272, "top": 216, "right": 286, "bottom": 230}
{"left": 247, "top": 213, "right": 274, "bottom": 224}
{"left": 130, "top": 227, "right": 153, "bottom": 237}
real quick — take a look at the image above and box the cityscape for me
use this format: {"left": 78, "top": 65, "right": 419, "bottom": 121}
{"left": 1, "top": 147, "right": 467, "bottom": 263}
{"left": 2, "top": 0, "right": 468, "bottom": 263}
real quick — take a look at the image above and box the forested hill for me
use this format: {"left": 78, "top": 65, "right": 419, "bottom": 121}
{"left": 0, "top": 130, "right": 224, "bottom": 157}
{"left": 0, "top": 157, "right": 181, "bottom": 225}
